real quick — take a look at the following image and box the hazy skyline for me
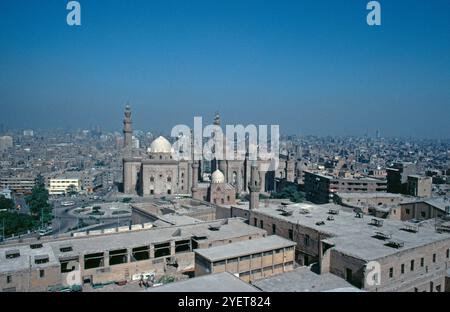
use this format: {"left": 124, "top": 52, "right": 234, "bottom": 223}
{"left": 1, "top": 0, "right": 449, "bottom": 138}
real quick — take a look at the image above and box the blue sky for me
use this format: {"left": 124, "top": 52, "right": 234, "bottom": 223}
{"left": 0, "top": 0, "right": 449, "bottom": 138}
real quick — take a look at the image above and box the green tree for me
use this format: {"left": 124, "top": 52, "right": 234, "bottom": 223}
{"left": 0, "top": 211, "right": 37, "bottom": 237}
{"left": 66, "top": 184, "right": 78, "bottom": 196}
{"left": 25, "top": 184, "right": 53, "bottom": 226}
{"left": 0, "top": 196, "right": 14, "bottom": 211}
{"left": 271, "top": 185, "right": 305, "bottom": 203}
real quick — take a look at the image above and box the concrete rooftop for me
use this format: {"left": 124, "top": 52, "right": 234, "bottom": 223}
{"left": 146, "top": 272, "right": 259, "bottom": 292}
{"left": 0, "top": 218, "right": 266, "bottom": 273}
{"left": 194, "top": 235, "right": 295, "bottom": 262}
{"left": 253, "top": 267, "right": 362, "bottom": 292}
{"left": 253, "top": 202, "right": 450, "bottom": 261}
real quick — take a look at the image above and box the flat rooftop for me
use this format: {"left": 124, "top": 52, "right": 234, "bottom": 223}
{"left": 336, "top": 192, "right": 409, "bottom": 199}
{"left": 423, "top": 197, "right": 450, "bottom": 212}
{"left": 0, "top": 218, "right": 266, "bottom": 273}
{"left": 146, "top": 272, "right": 259, "bottom": 292}
{"left": 132, "top": 199, "right": 216, "bottom": 218}
{"left": 305, "top": 171, "right": 386, "bottom": 182}
{"left": 252, "top": 202, "right": 450, "bottom": 261}
{"left": 253, "top": 267, "right": 362, "bottom": 292}
{"left": 194, "top": 235, "right": 295, "bottom": 262}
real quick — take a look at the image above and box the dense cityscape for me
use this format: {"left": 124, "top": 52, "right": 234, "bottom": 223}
{"left": 1, "top": 0, "right": 449, "bottom": 300}
{"left": 0, "top": 109, "right": 449, "bottom": 292}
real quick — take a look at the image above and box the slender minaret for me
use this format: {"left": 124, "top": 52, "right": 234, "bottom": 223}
{"left": 213, "top": 111, "right": 221, "bottom": 126}
{"left": 123, "top": 104, "right": 133, "bottom": 149}
{"left": 212, "top": 112, "right": 221, "bottom": 172}
{"left": 191, "top": 161, "right": 199, "bottom": 199}
{"left": 249, "top": 161, "right": 261, "bottom": 210}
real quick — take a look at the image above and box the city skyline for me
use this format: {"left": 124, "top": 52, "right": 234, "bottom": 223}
{"left": 0, "top": 0, "right": 449, "bottom": 138}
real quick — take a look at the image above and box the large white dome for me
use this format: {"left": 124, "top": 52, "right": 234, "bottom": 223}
{"left": 149, "top": 136, "right": 172, "bottom": 153}
{"left": 211, "top": 169, "right": 225, "bottom": 184}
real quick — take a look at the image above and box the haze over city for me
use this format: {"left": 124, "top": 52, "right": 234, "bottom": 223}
{"left": 1, "top": 0, "right": 449, "bottom": 138}
{"left": 1, "top": 0, "right": 450, "bottom": 299}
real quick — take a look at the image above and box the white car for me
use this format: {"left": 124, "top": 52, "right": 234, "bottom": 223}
{"left": 39, "top": 228, "right": 53, "bottom": 236}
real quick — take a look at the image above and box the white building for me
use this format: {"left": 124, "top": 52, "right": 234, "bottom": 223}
{"left": 48, "top": 178, "right": 81, "bottom": 195}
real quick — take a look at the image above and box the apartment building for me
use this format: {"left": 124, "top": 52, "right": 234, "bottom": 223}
{"left": 304, "top": 171, "right": 387, "bottom": 204}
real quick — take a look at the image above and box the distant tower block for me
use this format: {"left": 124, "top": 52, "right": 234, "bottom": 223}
{"left": 249, "top": 161, "right": 261, "bottom": 210}
{"left": 123, "top": 104, "right": 133, "bottom": 149}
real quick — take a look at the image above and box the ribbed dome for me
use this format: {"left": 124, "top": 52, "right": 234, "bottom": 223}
{"left": 149, "top": 136, "right": 172, "bottom": 153}
{"left": 211, "top": 169, "right": 225, "bottom": 184}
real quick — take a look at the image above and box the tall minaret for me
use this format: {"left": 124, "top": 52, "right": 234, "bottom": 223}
{"left": 123, "top": 104, "right": 133, "bottom": 149}
{"left": 191, "top": 161, "right": 199, "bottom": 199}
{"left": 249, "top": 161, "right": 261, "bottom": 210}
{"left": 212, "top": 112, "right": 221, "bottom": 172}
{"left": 213, "top": 111, "right": 221, "bottom": 127}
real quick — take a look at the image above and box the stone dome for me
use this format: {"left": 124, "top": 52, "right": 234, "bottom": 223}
{"left": 149, "top": 136, "right": 172, "bottom": 154}
{"left": 211, "top": 169, "right": 225, "bottom": 184}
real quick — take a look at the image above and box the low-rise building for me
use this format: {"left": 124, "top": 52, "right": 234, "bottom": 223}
{"left": 249, "top": 202, "right": 450, "bottom": 292}
{"left": 194, "top": 235, "right": 296, "bottom": 282}
{"left": 397, "top": 197, "right": 450, "bottom": 221}
{"left": 253, "top": 267, "right": 362, "bottom": 292}
{"left": 48, "top": 178, "right": 81, "bottom": 195}
{"left": 0, "top": 218, "right": 266, "bottom": 292}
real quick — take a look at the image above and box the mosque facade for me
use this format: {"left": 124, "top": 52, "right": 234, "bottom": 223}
{"left": 122, "top": 106, "right": 295, "bottom": 201}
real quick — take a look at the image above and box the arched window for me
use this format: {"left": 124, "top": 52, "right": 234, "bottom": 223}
{"left": 150, "top": 176, "right": 154, "bottom": 182}
{"left": 167, "top": 176, "right": 172, "bottom": 182}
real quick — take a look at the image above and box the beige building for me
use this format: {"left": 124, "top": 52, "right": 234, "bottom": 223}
{"left": 407, "top": 175, "right": 432, "bottom": 198}
{"left": 122, "top": 107, "right": 295, "bottom": 198}
{"left": 123, "top": 135, "right": 192, "bottom": 196}
{"left": 249, "top": 202, "right": 450, "bottom": 292}
{"left": 192, "top": 168, "right": 236, "bottom": 205}
{"left": 0, "top": 218, "right": 266, "bottom": 292}
{"left": 194, "top": 235, "right": 296, "bottom": 282}
{"left": 395, "top": 198, "right": 450, "bottom": 221}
